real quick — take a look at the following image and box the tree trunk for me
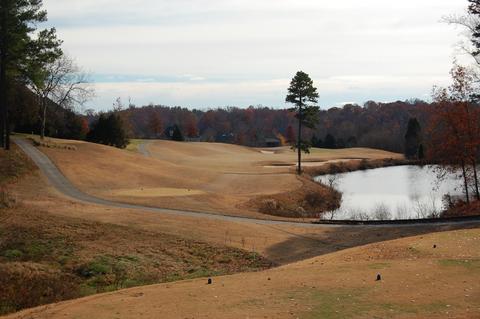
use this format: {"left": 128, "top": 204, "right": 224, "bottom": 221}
{"left": 0, "top": 50, "right": 5, "bottom": 149}
{"left": 0, "top": 56, "right": 7, "bottom": 150}
{"left": 41, "top": 98, "right": 47, "bottom": 140}
{"left": 461, "top": 161, "right": 470, "bottom": 204}
{"left": 0, "top": 3, "right": 8, "bottom": 150}
{"left": 463, "top": 102, "right": 480, "bottom": 201}
{"left": 472, "top": 159, "right": 480, "bottom": 200}
{"left": 297, "top": 101, "right": 302, "bottom": 175}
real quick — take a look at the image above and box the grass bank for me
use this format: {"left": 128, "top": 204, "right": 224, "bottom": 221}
{"left": 304, "top": 157, "right": 413, "bottom": 177}
{"left": 247, "top": 175, "right": 341, "bottom": 219}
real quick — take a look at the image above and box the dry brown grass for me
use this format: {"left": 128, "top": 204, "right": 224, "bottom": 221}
{"left": 4, "top": 139, "right": 479, "bottom": 318}
{"left": 304, "top": 157, "right": 410, "bottom": 176}
{"left": 0, "top": 142, "right": 272, "bottom": 316}
{"left": 37, "top": 138, "right": 400, "bottom": 219}
{"left": 0, "top": 144, "right": 36, "bottom": 185}
{"left": 0, "top": 204, "right": 271, "bottom": 316}
{"left": 7, "top": 227, "right": 480, "bottom": 319}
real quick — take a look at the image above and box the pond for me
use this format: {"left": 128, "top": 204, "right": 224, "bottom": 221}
{"left": 314, "top": 165, "right": 464, "bottom": 220}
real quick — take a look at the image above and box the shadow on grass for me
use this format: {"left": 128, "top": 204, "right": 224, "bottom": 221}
{"left": 264, "top": 223, "right": 480, "bottom": 264}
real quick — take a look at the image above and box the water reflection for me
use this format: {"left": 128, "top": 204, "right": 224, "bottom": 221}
{"left": 315, "top": 165, "right": 463, "bottom": 220}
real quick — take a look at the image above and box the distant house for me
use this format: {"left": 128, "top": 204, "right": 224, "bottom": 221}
{"left": 216, "top": 133, "right": 235, "bottom": 144}
{"left": 164, "top": 126, "right": 175, "bottom": 139}
{"left": 264, "top": 138, "right": 281, "bottom": 148}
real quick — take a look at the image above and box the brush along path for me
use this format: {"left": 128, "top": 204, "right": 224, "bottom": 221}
{"left": 12, "top": 136, "right": 480, "bottom": 228}
{"left": 5, "top": 228, "right": 480, "bottom": 319}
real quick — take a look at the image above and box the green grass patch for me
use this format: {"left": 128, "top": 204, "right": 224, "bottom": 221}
{"left": 298, "top": 288, "right": 371, "bottom": 319}
{"left": 292, "top": 287, "right": 456, "bottom": 319}
{"left": 2, "top": 249, "right": 23, "bottom": 260}
{"left": 0, "top": 237, "right": 74, "bottom": 263}
{"left": 125, "top": 139, "right": 145, "bottom": 152}
{"left": 367, "top": 262, "right": 391, "bottom": 270}
{"left": 439, "top": 259, "right": 480, "bottom": 270}
{"left": 379, "top": 301, "right": 453, "bottom": 315}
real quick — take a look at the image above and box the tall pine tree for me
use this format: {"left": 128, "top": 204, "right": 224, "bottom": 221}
{"left": 0, "top": 0, "right": 61, "bottom": 149}
{"left": 404, "top": 118, "right": 422, "bottom": 159}
{"left": 286, "top": 71, "right": 320, "bottom": 175}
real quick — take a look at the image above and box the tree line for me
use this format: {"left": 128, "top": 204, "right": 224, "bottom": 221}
{"left": 95, "top": 98, "right": 433, "bottom": 152}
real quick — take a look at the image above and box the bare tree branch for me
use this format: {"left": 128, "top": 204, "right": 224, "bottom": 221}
{"left": 27, "top": 54, "right": 95, "bottom": 139}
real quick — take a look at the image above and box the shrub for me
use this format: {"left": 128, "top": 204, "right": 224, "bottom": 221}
{"left": 305, "top": 192, "right": 324, "bottom": 207}
{"left": 0, "top": 264, "right": 79, "bottom": 315}
{"left": 86, "top": 113, "right": 129, "bottom": 148}
{"left": 373, "top": 203, "right": 392, "bottom": 220}
{"left": 30, "top": 138, "right": 77, "bottom": 150}
{"left": 259, "top": 199, "right": 279, "bottom": 213}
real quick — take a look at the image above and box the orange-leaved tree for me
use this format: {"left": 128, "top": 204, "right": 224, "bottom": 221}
{"left": 428, "top": 63, "right": 480, "bottom": 203}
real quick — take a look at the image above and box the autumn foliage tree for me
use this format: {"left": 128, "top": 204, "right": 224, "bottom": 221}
{"left": 428, "top": 63, "right": 480, "bottom": 203}
{"left": 285, "top": 125, "right": 296, "bottom": 145}
{"left": 148, "top": 112, "right": 162, "bottom": 138}
{"left": 186, "top": 118, "right": 198, "bottom": 138}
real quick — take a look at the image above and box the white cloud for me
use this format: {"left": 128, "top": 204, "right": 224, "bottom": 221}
{"left": 89, "top": 73, "right": 450, "bottom": 110}
{"left": 43, "top": 0, "right": 468, "bottom": 110}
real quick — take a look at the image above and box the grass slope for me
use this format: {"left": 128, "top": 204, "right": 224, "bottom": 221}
{"left": 0, "top": 145, "right": 271, "bottom": 316}
{"left": 5, "top": 228, "right": 479, "bottom": 319}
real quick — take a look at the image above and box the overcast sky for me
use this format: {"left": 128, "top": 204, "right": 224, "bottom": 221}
{"left": 43, "top": 0, "right": 468, "bottom": 111}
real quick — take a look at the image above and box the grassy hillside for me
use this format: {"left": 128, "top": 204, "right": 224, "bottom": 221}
{"left": 0, "top": 146, "right": 271, "bottom": 315}
{"left": 6, "top": 228, "right": 479, "bottom": 319}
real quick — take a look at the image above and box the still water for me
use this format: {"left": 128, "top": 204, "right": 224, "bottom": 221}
{"left": 315, "top": 165, "right": 463, "bottom": 220}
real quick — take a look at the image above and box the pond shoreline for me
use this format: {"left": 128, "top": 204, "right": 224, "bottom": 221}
{"left": 311, "top": 163, "right": 465, "bottom": 221}
{"left": 304, "top": 157, "right": 421, "bottom": 177}
{"left": 312, "top": 213, "right": 480, "bottom": 225}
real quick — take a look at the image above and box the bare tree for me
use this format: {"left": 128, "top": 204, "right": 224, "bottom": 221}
{"left": 28, "top": 55, "right": 94, "bottom": 140}
{"left": 442, "top": 13, "right": 480, "bottom": 65}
